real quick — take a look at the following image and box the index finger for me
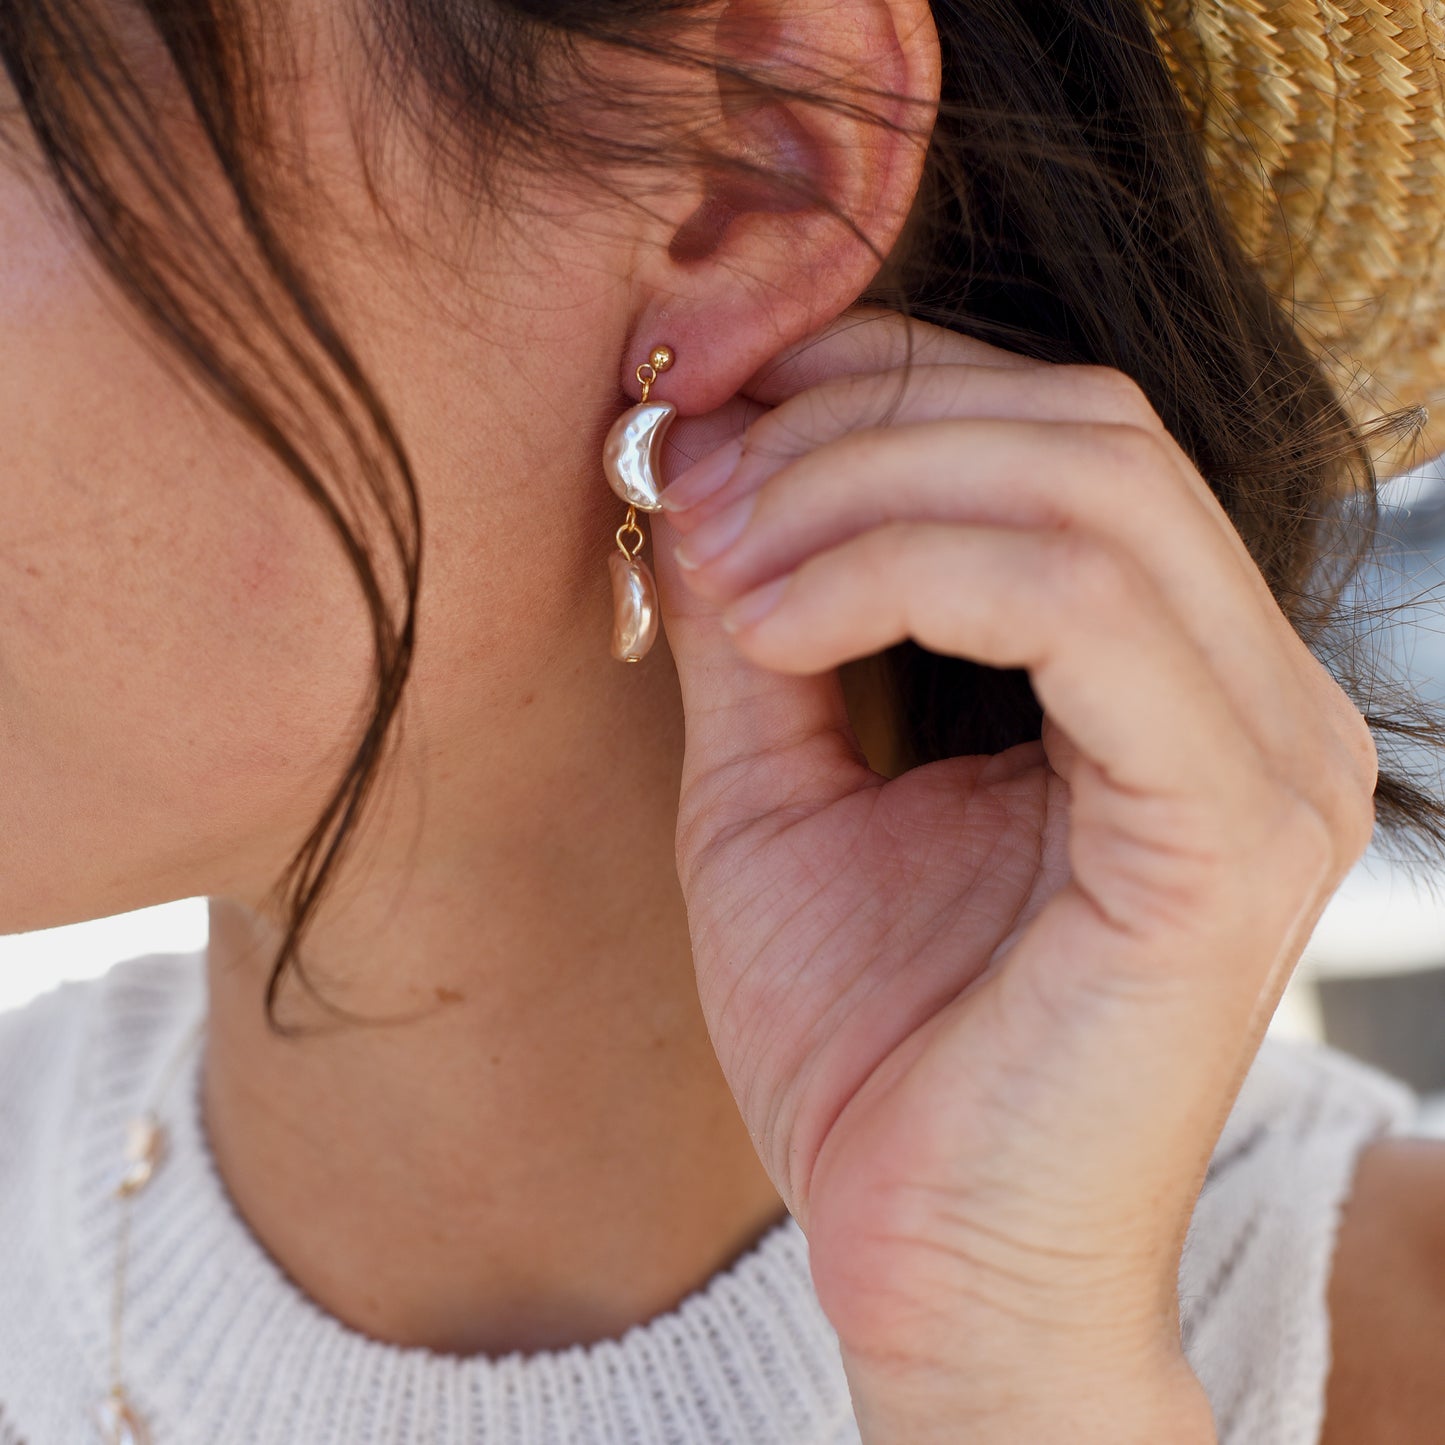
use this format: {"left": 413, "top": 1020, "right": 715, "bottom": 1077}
{"left": 737, "top": 303, "right": 1046, "bottom": 408}
{"left": 657, "top": 306, "right": 1049, "bottom": 487}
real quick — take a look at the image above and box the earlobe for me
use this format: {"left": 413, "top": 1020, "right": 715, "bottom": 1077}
{"left": 623, "top": 0, "right": 940, "bottom": 417}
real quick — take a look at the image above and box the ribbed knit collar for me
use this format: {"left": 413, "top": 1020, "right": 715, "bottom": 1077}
{"left": 56, "top": 952, "right": 857, "bottom": 1443}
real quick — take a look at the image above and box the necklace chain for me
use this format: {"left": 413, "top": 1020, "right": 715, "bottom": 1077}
{"left": 95, "top": 1010, "right": 207, "bottom": 1445}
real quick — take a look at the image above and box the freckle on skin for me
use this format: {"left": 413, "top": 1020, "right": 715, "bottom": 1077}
{"left": 434, "top": 985, "right": 465, "bottom": 1004}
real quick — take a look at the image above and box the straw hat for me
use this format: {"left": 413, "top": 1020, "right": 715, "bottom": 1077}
{"left": 1141, "top": 0, "right": 1445, "bottom": 479}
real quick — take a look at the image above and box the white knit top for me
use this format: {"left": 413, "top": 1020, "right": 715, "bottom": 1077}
{"left": 0, "top": 949, "right": 1421, "bottom": 1445}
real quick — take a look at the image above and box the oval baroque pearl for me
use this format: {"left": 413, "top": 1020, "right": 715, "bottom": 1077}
{"left": 609, "top": 550, "right": 658, "bottom": 662}
{"left": 95, "top": 1389, "right": 151, "bottom": 1445}
{"left": 602, "top": 401, "right": 677, "bottom": 511}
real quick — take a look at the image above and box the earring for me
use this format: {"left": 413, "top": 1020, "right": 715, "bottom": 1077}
{"left": 602, "top": 345, "right": 676, "bottom": 662}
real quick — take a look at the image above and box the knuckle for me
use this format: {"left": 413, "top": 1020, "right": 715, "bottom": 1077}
{"left": 797, "top": 374, "right": 882, "bottom": 440}
{"left": 1081, "top": 419, "right": 1166, "bottom": 480}
{"left": 1307, "top": 682, "right": 1380, "bottom": 862}
{"left": 1063, "top": 366, "right": 1160, "bottom": 431}
{"left": 1047, "top": 531, "right": 1137, "bottom": 614}
{"left": 864, "top": 518, "right": 918, "bottom": 577}
{"left": 1341, "top": 705, "right": 1380, "bottom": 796}
{"left": 1326, "top": 762, "right": 1378, "bottom": 871}
{"left": 1331, "top": 721, "right": 1380, "bottom": 863}
{"left": 743, "top": 370, "right": 910, "bottom": 465}
{"left": 1304, "top": 654, "right": 1380, "bottom": 794}
{"left": 737, "top": 401, "right": 807, "bottom": 470}
{"left": 1344, "top": 786, "right": 1378, "bottom": 867}
{"left": 1257, "top": 785, "right": 1338, "bottom": 889}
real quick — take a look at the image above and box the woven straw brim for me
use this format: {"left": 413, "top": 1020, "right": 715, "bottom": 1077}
{"left": 1143, "top": 0, "right": 1445, "bottom": 482}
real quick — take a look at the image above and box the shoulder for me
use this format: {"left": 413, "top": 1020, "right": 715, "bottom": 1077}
{"left": 1320, "top": 1131, "right": 1445, "bottom": 1443}
{"left": 1180, "top": 1035, "right": 1420, "bottom": 1445}
{"left": 0, "top": 951, "right": 204, "bottom": 1164}
{"left": 0, "top": 948, "right": 199, "bottom": 1051}
{"left": 0, "top": 951, "right": 203, "bottom": 1439}
{"left": 0, "top": 972, "right": 93, "bottom": 1169}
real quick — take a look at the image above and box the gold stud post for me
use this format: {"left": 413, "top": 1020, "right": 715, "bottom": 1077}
{"left": 636, "top": 344, "right": 674, "bottom": 403}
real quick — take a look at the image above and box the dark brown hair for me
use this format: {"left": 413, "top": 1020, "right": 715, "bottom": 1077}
{"left": 2, "top": 0, "right": 1437, "bottom": 1037}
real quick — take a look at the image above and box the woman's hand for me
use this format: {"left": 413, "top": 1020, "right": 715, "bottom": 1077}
{"left": 647, "top": 305, "right": 1377, "bottom": 1442}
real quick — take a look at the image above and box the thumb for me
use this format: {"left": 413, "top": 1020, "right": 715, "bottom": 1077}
{"left": 649, "top": 416, "right": 870, "bottom": 841}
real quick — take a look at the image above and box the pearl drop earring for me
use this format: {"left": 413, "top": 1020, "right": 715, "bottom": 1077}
{"left": 601, "top": 346, "right": 675, "bottom": 661}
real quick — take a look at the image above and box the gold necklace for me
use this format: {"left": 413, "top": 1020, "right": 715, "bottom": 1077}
{"left": 94, "top": 1012, "right": 207, "bottom": 1445}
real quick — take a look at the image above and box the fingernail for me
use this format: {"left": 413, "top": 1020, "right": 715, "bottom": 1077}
{"left": 659, "top": 437, "right": 745, "bottom": 512}
{"left": 673, "top": 493, "right": 755, "bottom": 570}
{"left": 721, "top": 575, "right": 791, "bottom": 633}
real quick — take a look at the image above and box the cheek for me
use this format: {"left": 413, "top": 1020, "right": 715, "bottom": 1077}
{"left": 0, "top": 187, "right": 375, "bottom": 930}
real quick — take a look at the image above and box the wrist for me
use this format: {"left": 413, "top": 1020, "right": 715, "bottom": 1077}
{"left": 843, "top": 1348, "right": 1217, "bottom": 1445}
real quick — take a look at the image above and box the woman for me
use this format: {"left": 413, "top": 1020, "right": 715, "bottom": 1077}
{"left": 0, "top": 0, "right": 1441, "bottom": 1440}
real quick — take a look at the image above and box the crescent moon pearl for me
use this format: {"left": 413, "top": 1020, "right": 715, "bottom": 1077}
{"left": 603, "top": 401, "right": 677, "bottom": 511}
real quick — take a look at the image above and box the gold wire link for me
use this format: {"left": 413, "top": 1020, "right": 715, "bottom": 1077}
{"left": 615, "top": 505, "right": 644, "bottom": 559}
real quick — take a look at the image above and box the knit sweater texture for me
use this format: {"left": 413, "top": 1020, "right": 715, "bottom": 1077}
{"left": 0, "top": 949, "right": 1422, "bottom": 1444}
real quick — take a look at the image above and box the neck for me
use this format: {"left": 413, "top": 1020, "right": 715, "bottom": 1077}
{"left": 199, "top": 632, "right": 788, "bottom": 1356}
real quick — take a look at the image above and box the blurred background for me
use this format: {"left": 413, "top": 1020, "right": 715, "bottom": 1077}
{"left": 6, "top": 451, "right": 1445, "bottom": 1130}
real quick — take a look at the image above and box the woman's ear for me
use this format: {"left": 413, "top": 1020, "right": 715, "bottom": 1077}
{"left": 621, "top": 0, "right": 941, "bottom": 415}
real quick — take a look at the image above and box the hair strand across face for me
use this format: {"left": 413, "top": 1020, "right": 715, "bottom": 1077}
{"left": 2, "top": 0, "right": 1437, "bottom": 1034}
